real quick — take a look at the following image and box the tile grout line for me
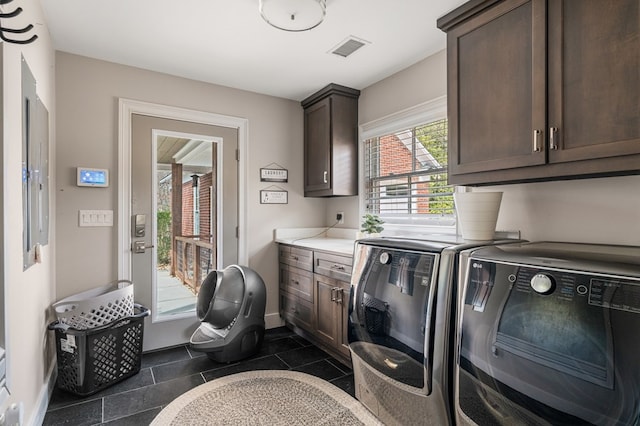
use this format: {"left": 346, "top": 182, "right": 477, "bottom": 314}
{"left": 274, "top": 353, "right": 293, "bottom": 369}
{"left": 326, "top": 358, "right": 352, "bottom": 375}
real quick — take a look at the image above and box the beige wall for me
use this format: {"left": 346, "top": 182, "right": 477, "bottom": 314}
{"left": 330, "top": 48, "right": 640, "bottom": 246}
{"left": 55, "top": 52, "right": 325, "bottom": 329}
{"left": 2, "top": 0, "right": 57, "bottom": 423}
{"left": 326, "top": 51, "right": 448, "bottom": 230}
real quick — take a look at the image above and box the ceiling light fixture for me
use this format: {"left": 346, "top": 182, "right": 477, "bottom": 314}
{"left": 259, "top": 0, "right": 326, "bottom": 32}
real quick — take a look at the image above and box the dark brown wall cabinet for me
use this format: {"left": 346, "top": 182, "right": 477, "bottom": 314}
{"left": 301, "top": 83, "right": 360, "bottom": 197}
{"left": 438, "top": 0, "right": 640, "bottom": 186}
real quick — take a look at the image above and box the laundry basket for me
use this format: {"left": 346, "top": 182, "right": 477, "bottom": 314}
{"left": 48, "top": 304, "right": 150, "bottom": 396}
{"left": 53, "top": 280, "right": 134, "bottom": 329}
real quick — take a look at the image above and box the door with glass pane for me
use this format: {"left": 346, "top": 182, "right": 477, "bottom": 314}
{"left": 131, "top": 114, "right": 238, "bottom": 350}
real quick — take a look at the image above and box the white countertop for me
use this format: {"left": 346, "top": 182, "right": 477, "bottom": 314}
{"left": 274, "top": 228, "right": 357, "bottom": 256}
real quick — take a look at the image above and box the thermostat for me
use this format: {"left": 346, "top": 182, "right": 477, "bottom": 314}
{"left": 77, "top": 167, "right": 109, "bottom": 187}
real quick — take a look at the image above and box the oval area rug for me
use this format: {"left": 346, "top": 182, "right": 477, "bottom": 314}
{"left": 150, "top": 370, "right": 383, "bottom": 425}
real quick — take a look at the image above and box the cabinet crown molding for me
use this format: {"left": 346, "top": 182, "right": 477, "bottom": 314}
{"left": 301, "top": 83, "right": 360, "bottom": 108}
{"left": 437, "top": 0, "right": 503, "bottom": 31}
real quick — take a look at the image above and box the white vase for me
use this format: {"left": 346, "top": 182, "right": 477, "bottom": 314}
{"left": 454, "top": 191, "right": 503, "bottom": 240}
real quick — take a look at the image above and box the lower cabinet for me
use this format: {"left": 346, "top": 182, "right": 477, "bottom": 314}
{"left": 314, "top": 274, "right": 350, "bottom": 359}
{"left": 278, "top": 244, "right": 353, "bottom": 364}
{"left": 279, "top": 290, "right": 314, "bottom": 331}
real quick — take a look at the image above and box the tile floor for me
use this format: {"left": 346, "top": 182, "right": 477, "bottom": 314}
{"left": 43, "top": 327, "right": 354, "bottom": 425}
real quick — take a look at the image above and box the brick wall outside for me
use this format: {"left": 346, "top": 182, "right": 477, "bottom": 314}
{"left": 199, "top": 173, "right": 212, "bottom": 238}
{"left": 182, "top": 181, "right": 194, "bottom": 236}
{"left": 378, "top": 135, "right": 431, "bottom": 214}
{"left": 181, "top": 172, "right": 213, "bottom": 237}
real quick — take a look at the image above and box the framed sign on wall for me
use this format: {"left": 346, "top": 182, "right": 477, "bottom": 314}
{"left": 260, "top": 163, "right": 288, "bottom": 182}
{"left": 260, "top": 189, "right": 288, "bottom": 204}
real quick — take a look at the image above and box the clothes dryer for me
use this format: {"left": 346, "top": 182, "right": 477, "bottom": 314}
{"left": 348, "top": 236, "right": 521, "bottom": 425}
{"left": 455, "top": 242, "right": 640, "bottom": 425}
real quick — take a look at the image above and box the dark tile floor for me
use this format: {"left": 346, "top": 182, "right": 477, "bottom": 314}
{"left": 43, "top": 327, "right": 354, "bottom": 425}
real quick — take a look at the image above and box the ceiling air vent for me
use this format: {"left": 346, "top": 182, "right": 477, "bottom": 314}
{"left": 330, "top": 36, "right": 369, "bottom": 58}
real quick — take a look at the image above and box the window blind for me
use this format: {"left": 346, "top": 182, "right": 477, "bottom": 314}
{"left": 364, "top": 119, "right": 455, "bottom": 225}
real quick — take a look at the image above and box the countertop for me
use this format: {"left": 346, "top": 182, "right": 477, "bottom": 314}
{"left": 274, "top": 228, "right": 357, "bottom": 256}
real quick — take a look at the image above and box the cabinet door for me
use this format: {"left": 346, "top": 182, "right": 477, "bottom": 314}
{"left": 279, "top": 264, "right": 313, "bottom": 303}
{"left": 446, "top": 0, "right": 546, "bottom": 181}
{"left": 280, "top": 291, "right": 314, "bottom": 332}
{"left": 337, "top": 281, "right": 351, "bottom": 359}
{"left": 304, "top": 97, "right": 331, "bottom": 193}
{"left": 314, "top": 274, "right": 340, "bottom": 348}
{"left": 547, "top": 0, "right": 640, "bottom": 164}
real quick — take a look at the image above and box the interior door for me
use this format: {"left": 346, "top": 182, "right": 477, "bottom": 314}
{"left": 131, "top": 113, "right": 238, "bottom": 350}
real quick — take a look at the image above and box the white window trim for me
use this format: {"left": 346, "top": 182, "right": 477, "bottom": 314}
{"left": 359, "top": 96, "right": 458, "bottom": 236}
{"left": 360, "top": 96, "right": 447, "bottom": 140}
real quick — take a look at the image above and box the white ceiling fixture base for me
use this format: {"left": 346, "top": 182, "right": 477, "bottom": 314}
{"left": 259, "top": 0, "right": 326, "bottom": 32}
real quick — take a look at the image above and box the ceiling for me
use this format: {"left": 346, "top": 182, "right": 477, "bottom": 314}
{"left": 40, "top": 0, "right": 467, "bottom": 101}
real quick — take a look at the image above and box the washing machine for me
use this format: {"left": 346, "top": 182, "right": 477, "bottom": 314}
{"left": 455, "top": 242, "right": 640, "bottom": 425}
{"left": 348, "top": 236, "right": 522, "bottom": 426}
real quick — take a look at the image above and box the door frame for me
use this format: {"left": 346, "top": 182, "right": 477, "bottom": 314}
{"left": 117, "top": 98, "right": 248, "bottom": 282}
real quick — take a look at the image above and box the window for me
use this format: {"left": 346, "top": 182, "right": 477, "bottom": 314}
{"left": 361, "top": 97, "right": 455, "bottom": 231}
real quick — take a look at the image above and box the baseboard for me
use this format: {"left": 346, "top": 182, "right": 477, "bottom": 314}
{"left": 265, "top": 312, "right": 284, "bottom": 329}
{"left": 28, "top": 362, "right": 57, "bottom": 426}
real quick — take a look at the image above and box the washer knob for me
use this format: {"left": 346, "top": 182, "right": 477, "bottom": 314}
{"left": 379, "top": 252, "right": 392, "bottom": 264}
{"left": 531, "top": 273, "right": 555, "bottom": 294}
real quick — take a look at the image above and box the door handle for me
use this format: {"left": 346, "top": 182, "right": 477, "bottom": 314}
{"left": 323, "top": 170, "right": 328, "bottom": 184}
{"left": 532, "top": 129, "right": 542, "bottom": 152}
{"left": 549, "top": 127, "right": 559, "bottom": 150}
{"left": 132, "top": 241, "right": 155, "bottom": 254}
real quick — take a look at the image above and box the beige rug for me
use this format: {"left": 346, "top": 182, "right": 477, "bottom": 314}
{"left": 151, "top": 370, "right": 383, "bottom": 425}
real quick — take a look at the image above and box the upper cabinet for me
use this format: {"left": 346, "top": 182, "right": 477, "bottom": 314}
{"left": 301, "top": 83, "right": 360, "bottom": 197}
{"left": 438, "top": 0, "right": 640, "bottom": 186}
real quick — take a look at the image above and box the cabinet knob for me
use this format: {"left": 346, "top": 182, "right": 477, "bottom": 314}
{"left": 532, "top": 129, "right": 542, "bottom": 152}
{"left": 323, "top": 170, "right": 328, "bottom": 184}
{"left": 549, "top": 127, "right": 559, "bottom": 150}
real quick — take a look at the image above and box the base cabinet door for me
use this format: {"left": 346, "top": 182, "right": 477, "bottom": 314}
{"left": 279, "top": 290, "right": 314, "bottom": 332}
{"left": 315, "top": 274, "right": 339, "bottom": 348}
{"left": 337, "top": 281, "right": 351, "bottom": 359}
{"left": 314, "top": 274, "right": 351, "bottom": 359}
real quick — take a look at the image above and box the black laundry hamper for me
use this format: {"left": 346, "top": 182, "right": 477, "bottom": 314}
{"left": 48, "top": 304, "right": 149, "bottom": 396}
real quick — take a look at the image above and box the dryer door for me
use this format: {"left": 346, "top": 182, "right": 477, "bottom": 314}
{"left": 348, "top": 243, "right": 438, "bottom": 391}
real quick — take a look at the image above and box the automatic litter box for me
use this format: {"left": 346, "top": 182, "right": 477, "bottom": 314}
{"left": 189, "top": 265, "right": 266, "bottom": 363}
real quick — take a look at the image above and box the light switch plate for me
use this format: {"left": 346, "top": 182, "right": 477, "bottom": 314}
{"left": 79, "top": 210, "right": 113, "bottom": 227}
